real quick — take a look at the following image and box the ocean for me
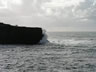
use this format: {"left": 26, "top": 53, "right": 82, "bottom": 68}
{"left": 0, "top": 32, "right": 96, "bottom": 72}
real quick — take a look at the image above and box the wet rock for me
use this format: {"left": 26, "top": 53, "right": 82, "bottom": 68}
{"left": 0, "top": 22, "right": 43, "bottom": 45}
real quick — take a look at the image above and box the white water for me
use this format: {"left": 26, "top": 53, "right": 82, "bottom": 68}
{"left": 49, "top": 38, "right": 93, "bottom": 46}
{"left": 39, "top": 29, "right": 49, "bottom": 44}
{"left": 0, "top": 32, "right": 96, "bottom": 72}
{"left": 48, "top": 32, "right": 96, "bottom": 47}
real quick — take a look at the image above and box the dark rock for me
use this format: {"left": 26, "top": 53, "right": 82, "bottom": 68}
{"left": 0, "top": 22, "right": 43, "bottom": 45}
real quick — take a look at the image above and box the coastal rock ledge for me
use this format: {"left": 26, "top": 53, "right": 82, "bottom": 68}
{"left": 0, "top": 22, "right": 47, "bottom": 45}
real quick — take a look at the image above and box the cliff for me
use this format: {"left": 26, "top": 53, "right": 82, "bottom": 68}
{"left": 0, "top": 22, "right": 43, "bottom": 45}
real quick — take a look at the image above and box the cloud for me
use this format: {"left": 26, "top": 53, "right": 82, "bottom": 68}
{"left": 41, "top": 0, "right": 85, "bottom": 16}
{"left": 0, "top": 0, "right": 22, "bottom": 9}
{"left": 42, "top": 0, "right": 85, "bottom": 8}
{"left": 0, "top": 0, "right": 95, "bottom": 18}
{"left": 0, "top": 0, "right": 8, "bottom": 9}
{"left": 0, "top": 0, "right": 23, "bottom": 16}
{"left": 0, "top": 0, "right": 96, "bottom": 31}
{"left": 41, "top": 0, "right": 96, "bottom": 21}
{"left": 0, "top": 0, "right": 46, "bottom": 16}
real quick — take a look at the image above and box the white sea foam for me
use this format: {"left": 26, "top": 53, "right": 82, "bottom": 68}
{"left": 39, "top": 29, "right": 49, "bottom": 44}
{"left": 49, "top": 38, "right": 92, "bottom": 46}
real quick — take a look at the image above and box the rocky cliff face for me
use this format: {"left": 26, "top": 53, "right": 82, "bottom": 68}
{"left": 0, "top": 22, "right": 43, "bottom": 45}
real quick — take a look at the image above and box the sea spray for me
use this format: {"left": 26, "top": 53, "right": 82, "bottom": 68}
{"left": 39, "top": 29, "right": 49, "bottom": 44}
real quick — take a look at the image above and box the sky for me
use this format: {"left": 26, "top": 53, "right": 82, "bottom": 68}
{"left": 0, "top": 0, "right": 96, "bottom": 32}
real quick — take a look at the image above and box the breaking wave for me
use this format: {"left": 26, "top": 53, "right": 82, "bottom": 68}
{"left": 49, "top": 38, "right": 93, "bottom": 47}
{"left": 39, "top": 29, "right": 49, "bottom": 44}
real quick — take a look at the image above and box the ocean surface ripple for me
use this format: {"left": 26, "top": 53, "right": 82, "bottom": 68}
{"left": 0, "top": 32, "right": 96, "bottom": 72}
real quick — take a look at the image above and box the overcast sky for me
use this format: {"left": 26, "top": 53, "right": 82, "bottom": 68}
{"left": 0, "top": 0, "right": 96, "bottom": 32}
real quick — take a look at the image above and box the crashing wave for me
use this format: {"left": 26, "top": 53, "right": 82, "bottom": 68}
{"left": 0, "top": 22, "right": 48, "bottom": 45}
{"left": 39, "top": 29, "right": 49, "bottom": 44}
{"left": 49, "top": 38, "right": 92, "bottom": 47}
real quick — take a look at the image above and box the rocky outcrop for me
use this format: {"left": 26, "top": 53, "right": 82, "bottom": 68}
{"left": 0, "top": 22, "right": 43, "bottom": 45}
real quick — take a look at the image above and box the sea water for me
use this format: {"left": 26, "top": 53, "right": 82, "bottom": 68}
{"left": 48, "top": 32, "right": 96, "bottom": 47}
{"left": 0, "top": 32, "right": 96, "bottom": 72}
{"left": 48, "top": 32, "right": 96, "bottom": 72}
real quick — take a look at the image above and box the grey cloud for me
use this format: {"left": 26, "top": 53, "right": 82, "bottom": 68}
{"left": 0, "top": 0, "right": 96, "bottom": 31}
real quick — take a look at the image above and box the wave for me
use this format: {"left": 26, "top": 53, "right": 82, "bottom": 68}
{"left": 39, "top": 29, "right": 49, "bottom": 44}
{"left": 49, "top": 38, "right": 93, "bottom": 46}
